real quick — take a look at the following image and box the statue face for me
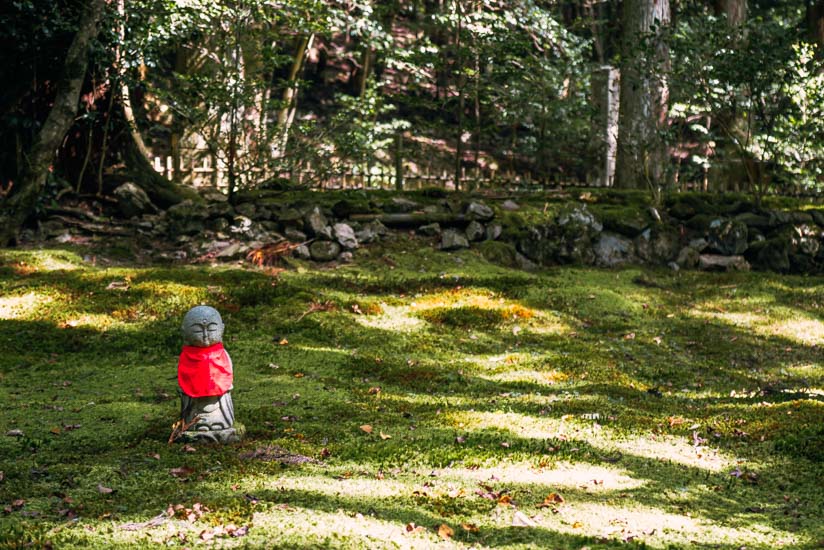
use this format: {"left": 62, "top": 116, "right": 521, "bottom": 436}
{"left": 181, "top": 306, "right": 224, "bottom": 347}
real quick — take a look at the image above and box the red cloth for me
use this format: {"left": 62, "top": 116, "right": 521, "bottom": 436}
{"left": 177, "top": 343, "right": 233, "bottom": 397}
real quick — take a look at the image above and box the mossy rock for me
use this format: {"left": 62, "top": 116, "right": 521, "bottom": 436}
{"left": 593, "top": 205, "right": 650, "bottom": 237}
{"left": 477, "top": 240, "right": 519, "bottom": 268}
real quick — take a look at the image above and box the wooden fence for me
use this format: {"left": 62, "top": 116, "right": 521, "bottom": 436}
{"left": 153, "top": 155, "right": 823, "bottom": 198}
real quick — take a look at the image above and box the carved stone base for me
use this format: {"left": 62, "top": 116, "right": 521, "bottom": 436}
{"left": 180, "top": 427, "right": 240, "bottom": 444}
{"left": 178, "top": 389, "right": 242, "bottom": 444}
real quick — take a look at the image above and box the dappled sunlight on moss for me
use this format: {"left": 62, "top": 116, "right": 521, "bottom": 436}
{"left": 355, "top": 304, "right": 427, "bottom": 333}
{"left": 691, "top": 305, "right": 824, "bottom": 346}
{"left": 0, "top": 292, "right": 53, "bottom": 320}
{"left": 548, "top": 501, "right": 801, "bottom": 547}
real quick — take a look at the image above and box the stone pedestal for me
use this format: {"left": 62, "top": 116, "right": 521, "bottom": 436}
{"left": 179, "top": 391, "right": 240, "bottom": 443}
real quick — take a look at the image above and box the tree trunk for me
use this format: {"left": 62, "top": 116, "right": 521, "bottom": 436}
{"left": 614, "top": 0, "right": 671, "bottom": 190}
{"left": 809, "top": 0, "right": 824, "bottom": 52}
{"left": 275, "top": 34, "right": 314, "bottom": 157}
{"left": 716, "top": 0, "right": 747, "bottom": 26}
{"left": 0, "top": 0, "right": 106, "bottom": 245}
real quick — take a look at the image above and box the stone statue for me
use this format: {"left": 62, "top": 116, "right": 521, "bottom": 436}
{"left": 176, "top": 305, "right": 240, "bottom": 443}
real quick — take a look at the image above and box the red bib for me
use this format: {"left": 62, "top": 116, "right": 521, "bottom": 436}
{"left": 177, "top": 343, "right": 233, "bottom": 397}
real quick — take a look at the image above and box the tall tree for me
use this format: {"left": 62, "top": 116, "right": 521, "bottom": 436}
{"left": 615, "top": 0, "right": 671, "bottom": 190}
{"left": 0, "top": 0, "right": 106, "bottom": 245}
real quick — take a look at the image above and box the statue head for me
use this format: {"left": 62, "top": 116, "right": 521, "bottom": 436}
{"left": 181, "top": 305, "right": 224, "bottom": 347}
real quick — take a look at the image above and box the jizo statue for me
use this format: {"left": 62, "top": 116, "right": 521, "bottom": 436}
{"left": 176, "top": 306, "right": 240, "bottom": 443}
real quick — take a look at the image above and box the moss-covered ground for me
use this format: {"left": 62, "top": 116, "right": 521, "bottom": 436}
{"left": 0, "top": 238, "right": 822, "bottom": 548}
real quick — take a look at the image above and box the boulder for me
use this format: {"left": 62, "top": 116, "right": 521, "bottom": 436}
{"left": 441, "top": 229, "right": 470, "bottom": 251}
{"left": 234, "top": 202, "right": 257, "bottom": 219}
{"left": 790, "top": 211, "right": 814, "bottom": 224}
{"left": 167, "top": 200, "right": 209, "bottom": 236}
{"left": 417, "top": 223, "right": 442, "bottom": 237}
{"left": 747, "top": 238, "right": 790, "bottom": 272}
{"left": 114, "top": 182, "right": 157, "bottom": 218}
{"left": 485, "top": 223, "right": 503, "bottom": 241}
{"left": 599, "top": 207, "right": 649, "bottom": 237}
{"left": 278, "top": 207, "right": 303, "bottom": 223}
{"left": 698, "top": 254, "right": 750, "bottom": 271}
{"left": 792, "top": 224, "right": 821, "bottom": 257}
{"left": 215, "top": 242, "right": 248, "bottom": 260}
{"left": 465, "top": 221, "right": 485, "bottom": 241}
{"left": 293, "top": 244, "right": 311, "bottom": 260}
{"left": 478, "top": 241, "right": 519, "bottom": 267}
{"left": 284, "top": 228, "right": 307, "bottom": 243}
{"left": 385, "top": 197, "right": 421, "bottom": 213}
{"left": 556, "top": 204, "right": 602, "bottom": 234}
{"left": 333, "top": 223, "right": 359, "bottom": 249}
{"left": 303, "top": 206, "right": 328, "bottom": 236}
{"left": 676, "top": 246, "right": 701, "bottom": 269}
{"left": 332, "top": 199, "right": 374, "bottom": 218}
{"left": 635, "top": 227, "right": 680, "bottom": 263}
{"left": 594, "top": 232, "right": 635, "bottom": 267}
{"left": 356, "top": 220, "right": 387, "bottom": 244}
{"left": 338, "top": 251, "right": 354, "bottom": 263}
{"left": 309, "top": 241, "right": 341, "bottom": 261}
{"left": 734, "top": 212, "right": 770, "bottom": 229}
{"left": 768, "top": 210, "right": 793, "bottom": 227}
{"left": 501, "top": 200, "right": 520, "bottom": 211}
{"left": 708, "top": 219, "right": 748, "bottom": 255}
{"left": 229, "top": 215, "right": 254, "bottom": 238}
{"left": 209, "top": 201, "right": 236, "bottom": 220}
{"left": 465, "top": 201, "right": 494, "bottom": 221}
{"left": 809, "top": 209, "right": 824, "bottom": 227}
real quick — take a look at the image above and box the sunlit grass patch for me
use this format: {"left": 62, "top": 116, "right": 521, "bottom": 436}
{"left": 0, "top": 292, "right": 53, "bottom": 320}
{"left": 355, "top": 304, "right": 427, "bottom": 333}
{"left": 692, "top": 304, "right": 824, "bottom": 346}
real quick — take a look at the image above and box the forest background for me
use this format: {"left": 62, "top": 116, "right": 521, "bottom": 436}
{"left": 0, "top": 0, "right": 822, "bottom": 245}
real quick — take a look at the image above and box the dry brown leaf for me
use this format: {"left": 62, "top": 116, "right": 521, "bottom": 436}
{"left": 437, "top": 524, "right": 454, "bottom": 539}
{"left": 379, "top": 432, "right": 392, "bottom": 440}
{"left": 278, "top": 338, "right": 289, "bottom": 346}
{"left": 537, "top": 492, "right": 565, "bottom": 508}
{"left": 405, "top": 522, "right": 425, "bottom": 534}
{"left": 572, "top": 521, "right": 584, "bottom": 528}
{"left": 169, "top": 466, "right": 195, "bottom": 478}
{"left": 294, "top": 373, "right": 304, "bottom": 378}
{"left": 624, "top": 332, "right": 636, "bottom": 340}
{"left": 97, "top": 484, "right": 113, "bottom": 494}
{"left": 367, "top": 386, "right": 381, "bottom": 395}
{"left": 461, "top": 523, "right": 479, "bottom": 532}
{"left": 497, "top": 494, "right": 512, "bottom": 506}
{"left": 359, "top": 424, "right": 373, "bottom": 434}
{"left": 181, "top": 444, "right": 197, "bottom": 453}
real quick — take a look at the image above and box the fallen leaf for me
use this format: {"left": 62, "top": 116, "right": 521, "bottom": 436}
{"left": 5, "top": 430, "right": 23, "bottom": 437}
{"left": 437, "top": 524, "right": 454, "bottom": 539}
{"left": 653, "top": 336, "right": 662, "bottom": 345}
{"left": 497, "top": 494, "right": 513, "bottom": 506}
{"left": 230, "top": 525, "right": 249, "bottom": 537}
{"left": 106, "top": 281, "right": 130, "bottom": 291}
{"left": 512, "top": 510, "right": 538, "bottom": 527}
{"left": 572, "top": 521, "right": 583, "bottom": 528}
{"left": 461, "top": 523, "right": 479, "bottom": 532}
{"left": 406, "top": 522, "right": 425, "bottom": 534}
{"left": 379, "top": 432, "right": 392, "bottom": 440}
{"left": 293, "top": 373, "right": 304, "bottom": 378}
{"left": 169, "top": 466, "right": 195, "bottom": 478}
{"left": 455, "top": 436, "right": 466, "bottom": 444}
{"left": 359, "top": 425, "right": 373, "bottom": 434}
{"left": 537, "top": 493, "right": 565, "bottom": 507}
{"left": 50, "top": 426, "right": 62, "bottom": 435}
{"left": 0, "top": 472, "right": 4, "bottom": 482}
{"left": 278, "top": 338, "right": 289, "bottom": 346}
{"left": 367, "top": 386, "right": 381, "bottom": 395}
{"left": 149, "top": 453, "right": 160, "bottom": 460}
{"left": 12, "top": 499, "right": 25, "bottom": 509}
{"left": 97, "top": 484, "right": 113, "bottom": 494}
{"left": 624, "top": 332, "right": 636, "bottom": 340}
{"left": 181, "top": 444, "right": 197, "bottom": 453}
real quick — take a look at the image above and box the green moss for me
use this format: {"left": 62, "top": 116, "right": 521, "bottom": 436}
{"left": 0, "top": 239, "right": 822, "bottom": 549}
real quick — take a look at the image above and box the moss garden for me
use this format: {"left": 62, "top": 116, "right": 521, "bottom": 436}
{"left": 0, "top": 231, "right": 822, "bottom": 548}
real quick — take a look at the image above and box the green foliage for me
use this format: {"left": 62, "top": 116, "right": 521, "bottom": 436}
{"left": 670, "top": 14, "right": 824, "bottom": 198}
